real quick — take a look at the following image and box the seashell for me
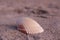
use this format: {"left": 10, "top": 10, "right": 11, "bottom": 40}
{"left": 16, "top": 17, "right": 44, "bottom": 34}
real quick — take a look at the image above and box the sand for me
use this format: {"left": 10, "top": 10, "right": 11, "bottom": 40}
{"left": 0, "top": 0, "right": 60, "bottom": 40}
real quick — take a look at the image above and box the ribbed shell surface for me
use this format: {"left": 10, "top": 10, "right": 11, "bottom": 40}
{"left": 17, "top": 17, "right": 44, "bottom": 34}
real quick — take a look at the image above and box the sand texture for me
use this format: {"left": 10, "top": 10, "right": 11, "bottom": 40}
{"left": 0, "top": 0, "right": 60, "bottom": 40}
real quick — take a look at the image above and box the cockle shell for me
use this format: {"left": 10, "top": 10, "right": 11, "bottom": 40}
{"left": 17, "top": 17, "right": 44, "bottom": 34}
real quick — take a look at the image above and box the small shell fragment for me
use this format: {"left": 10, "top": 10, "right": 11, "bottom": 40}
{"left": 17, "top": 17, "right": 44, "bottom": 34}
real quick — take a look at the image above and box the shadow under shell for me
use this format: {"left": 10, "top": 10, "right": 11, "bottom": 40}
{"left": 17, "top": 24, "right": 27, "bottom": 35}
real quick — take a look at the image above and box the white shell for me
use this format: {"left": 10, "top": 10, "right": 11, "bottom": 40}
{"left": 17, "top": 17, "right": 44, "bottom": 34}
